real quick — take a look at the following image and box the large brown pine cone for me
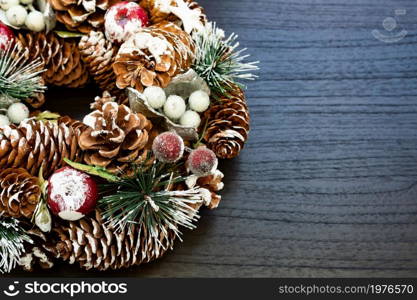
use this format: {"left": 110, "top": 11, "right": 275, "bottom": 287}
{"left": 79, "top": 31, "right": 122, "bottom": 96}
{"left": 48, "top": 210, "right": 176, "bottom": 271}
{"left": 140, "top": 0, "right": 207, "bottom": 27}
{"left": 79, "top": 101, "right": 152, "bottom": 173}
{"left": 16, "top": 32, "right": 89, "bottom": 88}
{"left": 0, "top": 118, "right": 86, "bottom": 177}
{"left": 0, "top": 168, "right": 41, "bottom": 219}
{"left": 113, "top": 21, "right": 194, "bottom": 92}
{"left": 203, "top": 87, "right": 250, "bottom": 159}
{"left": 49, "top": 0, "right": 120, "bottom": 33}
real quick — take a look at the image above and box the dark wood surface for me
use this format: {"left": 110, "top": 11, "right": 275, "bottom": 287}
{"left": 8, "top": 0, "right": 417, "bottom": 277}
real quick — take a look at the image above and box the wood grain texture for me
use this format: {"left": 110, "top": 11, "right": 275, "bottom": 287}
{"left": 7, "top": 0, "right": 417, "bottom": 277}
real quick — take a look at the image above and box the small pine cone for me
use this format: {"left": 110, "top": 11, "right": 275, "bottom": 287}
{"left": 0, "top": 168, "right": 41, "bottom": 219}
{"left": 48, "top": 210, "right": 176, "bottom": 271}
{"left": 203, "top": 87, "right": 250, "bottom": 159}
{"left": 49, "top": 0, "right": 119, "bottom": 33}
{"left": 79, "top": 31, "right": 122, "bottom": 96}
{"left": 19, "top": 228, "right": 55, "bottom": 272}
{"left": 16, "top": 32, "right": 89, "bottom": 88}
{"left": 197, "top": 170, "right": 224, "bottom": 209}
{"left": 79, "top": 102, "right": 152, "bottom": 173}
{"left": 24, "top": 79, "right": 46, "bottom": 108}
{"left": 0, "top": 118, "right": 85, "bottom": 177}
{"left": 113, "top": 21, "right": 194, "bottom": 92}
{"left": 140, "top": 0, "right": 207, "bottom": 26}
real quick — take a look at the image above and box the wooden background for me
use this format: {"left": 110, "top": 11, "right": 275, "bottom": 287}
{"left": 9, "top": 0, "right": 417, "bottom": 277}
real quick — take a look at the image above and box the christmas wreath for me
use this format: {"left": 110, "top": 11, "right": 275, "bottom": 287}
{"left": 0, "top": 0, "right": 258, "bottom": 273}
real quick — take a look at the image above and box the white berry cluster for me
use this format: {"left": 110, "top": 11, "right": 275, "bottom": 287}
{"left": 0, "top": 102, "right": 30, "bottom": 126}
{"left": 143, "top": 86, "right": 211, "bottom": 128}
{"left": 0, "top": 0, "right": 45, "bottom": 32}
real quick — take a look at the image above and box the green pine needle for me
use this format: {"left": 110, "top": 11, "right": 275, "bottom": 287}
{"left": 0, "top": 42, "right": 46, "bottom": 100}
{"left": 99, "top": 160, "right": 204, "bottom": 243}
{"left": 0, "top": 217, "right": 32, "bottom": 273}
{"left": 192, "top": 22, "right": 259, "bottom": 97}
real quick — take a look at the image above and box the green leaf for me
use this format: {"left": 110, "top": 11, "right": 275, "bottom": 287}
{"left": 55, "top": 31, "right": 85, "bottom": 38}
{"left": 63, "top": 158, "right": 121, "bottom": 182}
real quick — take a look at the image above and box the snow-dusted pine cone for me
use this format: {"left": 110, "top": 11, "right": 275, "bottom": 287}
{"left": 203, "top": 86, "right": 250, "bottom": 159}
{"left": 49, "top": 0, "right": 119, "bottom": 33}
{"left": 48, "top": 210, "right": 176, "bottom": 271}
{"left": 79, "top": 31, "right": 121, "bottom": 96}
{"left": 197, "top": 169, "right": 224, "bottom": 209}
{"left": 79, "top": 102, "right": 152, "bottom": 173}
{"left": 0, "top": 118, "right": 86, "bottom": 177}
{"left": 16, "top": 32, "right": 89, "bottom": 88}
{"left": 19, "top": 228, "right": 55, "bottom": 272}
{"left": 140, "top": 0, "right": 207, "bottom": 27}
{"left": 0, "top": 168, "right": 41, "bottom": 219}
{"left": 113, "top": 21, "right": 194, "bottom": 92}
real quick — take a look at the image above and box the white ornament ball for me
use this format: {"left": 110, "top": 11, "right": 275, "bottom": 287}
{"left": 19, "top": 0, "right": 33, "bottom": 4}
{"left": 25, "top": 11, "right": 45, "bottom": 32}
{"left": 0, "top": 0, "right": 19, "bottom": 10}
{"left": 180, "top": 110, "right": 201, "bottom": 128}
{"left": 164, "top": 95, "right": 186, "bottom": 120}
{"left": 0, "top": 114, "right": 10, "bottom": 127}
{"left": 7, "top": 102, "right": 29, "bottom": 124}
{"left": 6, "top": 5, "right": 27, "bottom": 27}
{"left": 144, "top": 86, "right": 166, "bottom": 109}
{"left": 189, "top": 90, "right": 210, "bottom": 112}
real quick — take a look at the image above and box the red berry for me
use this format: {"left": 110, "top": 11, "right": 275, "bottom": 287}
{"left": 0, "top": 22, "right": 14, "bottom": 50}
{"left": 187, "top": 147, "right": 218, "bottom": 176}
{"left": 152, "top": 132, "right": 185, "bottom": 163}
{"left": 105, "top": 1, "right": 149, "bottom": 44}
{"left": 47, "top": 167, "right": 98, "bottom": 221}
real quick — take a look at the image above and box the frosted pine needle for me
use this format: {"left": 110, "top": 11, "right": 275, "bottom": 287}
{"left": 0, "top": 42, "right": 46, "bottom": 100}
{"left": 192, "top": 22, "right": 259, "bottom": 96}
{"left": 0, "top": 217, "right": 32, "bottom": 273}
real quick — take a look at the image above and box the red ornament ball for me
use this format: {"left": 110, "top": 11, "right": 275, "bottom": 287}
{"left": 187, "top": 147, "right": 218, "bottom": 176}
{"left": 0, "top": 22, "right": 14, "bottom": 50}
{"left": 104, "top": 1, "right": 149, "bottom": 44}
{"left": 152, "top": 132, "right": 185, "bottom": 163}
{"left": 47, "top": 167, "right": 99, "bottom": 221}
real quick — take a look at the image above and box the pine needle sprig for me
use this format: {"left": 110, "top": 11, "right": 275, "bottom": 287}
{"left": 0, "top": 216, "right": 32, "bottom": 273}
{"left": 0, "top": 42, "right": 46, "bottom": 100}
{"left": 192, "top": 22, "right": 259, "bottom": 97}
{"left": 99, "top": 160, "right": 205, "bottom": 243}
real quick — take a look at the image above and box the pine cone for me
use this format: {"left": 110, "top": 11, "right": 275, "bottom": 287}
{"left": 79, "top": 31, "right": 122, "bottom": 96}
{"left": 16, "top": 32, "right": 89, "bottom": 88}
{"left": 0, "top": 168, "right": 41, "bottom": 219}
{"left": 113, "top": 21, "right": 194, "bottom": 92}
{"left": 197, "top": 170, "right": 224, "bottom": 209}
{"left": 79, "top": 102, "right": 152, "bottom": 173}
{"left": 19, "top": 228, "right": 55, "bottom": 272}
{"left": 203, "top": 87, "right": 250, "bottom": 159}
{"left": 24, "top": 79, "right": 46, "bottom": 108}
{"left": 140, "top": 0, "right": 207, "bottom": 26}
{"left": 48, "top": 210, "right": 176, "bottom": 271}
{"left": 0, "top": 118, "right": 86, "bottom": 177}
{"left": 49, "top": 0, "right": 119, "bottom": 33}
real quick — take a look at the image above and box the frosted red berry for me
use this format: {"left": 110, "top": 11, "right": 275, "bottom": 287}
{"left": 152, "top": 132, "right": 185, "bottom": 163}
{"left": 47, "top": 167, "right": 98, "bottom": 221}
{"left": 187, "top": 147, "right": 218, "bottom": 176}
{"left": 0, "top": 22, "right": 14, "bottom": 50}
{"left": 105, "top": 1, "right": 149, "bottom": 44}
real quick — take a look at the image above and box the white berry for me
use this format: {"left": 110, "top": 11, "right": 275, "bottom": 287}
{"left": 164, "top": 95, "right": 186, "bottom": 120}
{"left": 144, "top": 86, "right": 166, "bottom": 109}
{"left": 7, "top": 102, "right": 29, "bottom": 124}
{"left": 0, "top": 114, "right": 10, "bottom": 127}
{"left": 25, "top": 11, "right": 45, "bottom": 32}
{"left": 6, "top": 5, "right": 27, "bottom": 26}
{"left": 180, "top": 110, "right": 201, "bottom": 128}
{"left": 189, "top": 90, "right": 210, "bottom": 112}
{"left": 0, "top": 0, "right": 19, "bottom": 10}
